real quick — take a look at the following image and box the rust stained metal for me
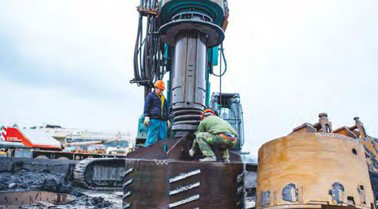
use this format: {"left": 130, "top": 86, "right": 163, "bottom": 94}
{"left": 294, "top": 114, "right": 368, "bottom": 139}
{"left": 258, "top": 114, "right": 376, "bottom": 209}
{"left": 222, "top": 13, "right": 229, "bottom": 31}
{"left": 127, "top": 134, "right": 242, "bottom": 162}
{"left": 137, "top": 6, "right": 159, "bottom": 16}
{"left": 126, "top": 137, "right": 188, "bottom": 160}
{"left": 123, "top": 159, "right": 245, "bottom": 209}
{"left": 292, "top": 113, "right": 332, "bottom": 134}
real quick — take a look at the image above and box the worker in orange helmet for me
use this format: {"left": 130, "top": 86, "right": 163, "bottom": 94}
{"left": 189, "top": 108, "right": 238, "bottom": 162}
{"left": 143, "top": 80, "right": 171, "bottom": 147}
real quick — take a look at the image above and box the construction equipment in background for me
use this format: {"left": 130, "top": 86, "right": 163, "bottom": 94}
{"left": 1, "top": 127, "right": 62, "bottom": 158}
{"left": 65, "top": 139, "right": 131, "bottom": 154}
{"left": 1, "top": 127, "right": 62, "bottom": 150}
{"left": 29, "top": 124, "right": 71, "bottom": 143}
{"left": 210, "top": 92, "right": 245, "bottom": 150}
{"left": 0, "top": 126, "right": 130, "bottom": 190}
{"left": 0, "top": 127, "right": 129, "bottom": 160}
{"left": 64, "top": 140, "right": 105, "bottom": 147}
{"left": 256, "top": 113, "right": 377, "bottom": 209}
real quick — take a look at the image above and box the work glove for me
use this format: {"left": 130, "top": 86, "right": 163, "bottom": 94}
{"left": 167, "top": 120, "right": 171, "bottom": 129}
{"left": 144, "top": 117, "right": 150, "bottom": 126}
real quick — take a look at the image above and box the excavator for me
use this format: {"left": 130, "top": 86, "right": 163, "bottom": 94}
{"left": 74, "top": 1, "right": 251, "bottom": 208}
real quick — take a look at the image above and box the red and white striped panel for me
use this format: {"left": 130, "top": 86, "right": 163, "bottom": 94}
{"left": 0, "top": 128, "right": 6, "bottom": 141}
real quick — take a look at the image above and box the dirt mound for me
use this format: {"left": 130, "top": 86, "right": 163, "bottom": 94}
{"left": 0, "top": 169, "right": 75, "bottom": 194}
{"left": 61, "top": 195, "right": 113, "bottom": 209}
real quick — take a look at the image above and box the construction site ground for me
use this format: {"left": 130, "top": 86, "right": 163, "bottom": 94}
{"left": 0, "top": 157, "right": 120, "bottom": 208}
{"left": 0, "top": 172, "right": 121, "bottom": 208}
{"left": 0, "top": 157, "right": 255, "bottom": 208}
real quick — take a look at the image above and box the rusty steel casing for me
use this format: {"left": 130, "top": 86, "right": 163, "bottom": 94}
{"left": 122, "top": 159, "right": 245, "bottom": 209}
{"left": 256, "top": 132, "right": 375, "bottom": 209}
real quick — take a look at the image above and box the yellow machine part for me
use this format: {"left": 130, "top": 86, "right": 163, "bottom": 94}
{"left": 257, "top": 132, "right": 375, "bottom": 209}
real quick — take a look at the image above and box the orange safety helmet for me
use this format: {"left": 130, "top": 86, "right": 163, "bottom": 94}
{"left": 154, "top": 80, "right": 165, "bottom": 90}
{"left": 201, "top": 108, "right": 216, "bottom": 120}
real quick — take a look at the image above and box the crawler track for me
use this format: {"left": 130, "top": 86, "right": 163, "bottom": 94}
{"left": 74, "top": 158, "right": 125, "bottom": 190}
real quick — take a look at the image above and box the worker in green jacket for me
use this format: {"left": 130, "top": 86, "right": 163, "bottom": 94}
{"left": 189, "top": 108, "right": 238, "bottom": 163}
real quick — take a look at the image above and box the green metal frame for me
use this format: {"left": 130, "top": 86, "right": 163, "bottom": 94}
{"left": 160, "top": 0, "right": 225, "bottom": 26}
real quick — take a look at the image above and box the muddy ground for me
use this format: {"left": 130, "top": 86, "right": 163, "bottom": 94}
{"left": 22, "top": 195, "right": 116, "bottom": 209}
{"left": 0, "top": 169, "right": 121, "bottom": 209}
{"left": 0, "top": 169, "right": 74, "bottom": 194}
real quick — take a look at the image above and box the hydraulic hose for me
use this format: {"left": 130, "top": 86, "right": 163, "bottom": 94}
{"left": 212, "top": 44, "right": 228, "bottom": 77}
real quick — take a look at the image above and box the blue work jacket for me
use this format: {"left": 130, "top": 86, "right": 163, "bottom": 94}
{"left": 144, "top": 92, "right": 169, "bottom": 121}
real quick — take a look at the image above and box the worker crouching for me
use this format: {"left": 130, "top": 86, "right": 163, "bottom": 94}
{"left": 189, "top": 109, "right": 238, "bottom": 163}
{"left": 143, "top": 80, "right": 171, "bottom": 147}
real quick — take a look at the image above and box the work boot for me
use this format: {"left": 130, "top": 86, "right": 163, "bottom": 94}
{"left": 199, "top": 156, "right": 216, "bottom": 162}
{"left": 189, "top": 149, "right": 195, "bottom": 157}
{"left": 222, "top": 158, "right": 230, "bottom": 163}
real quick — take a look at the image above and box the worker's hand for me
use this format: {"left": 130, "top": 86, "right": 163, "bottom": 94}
{"left": 144, "top": 117, "right": 150, "bottom": 126}
{"left": 167, "top": 120, "right": 171, "bottom": 129}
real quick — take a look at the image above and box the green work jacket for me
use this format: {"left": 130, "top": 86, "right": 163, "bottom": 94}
{"left": 196, "top": 116, "right": 238, "bottom": 136}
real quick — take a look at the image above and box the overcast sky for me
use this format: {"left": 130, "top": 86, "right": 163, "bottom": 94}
{"left": 0, "top": 0, "right": 377, "bottom": 157}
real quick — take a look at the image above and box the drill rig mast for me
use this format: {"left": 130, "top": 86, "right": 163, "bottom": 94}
{"left": 131, "top": 0, "right": 229, "bottom": 136}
